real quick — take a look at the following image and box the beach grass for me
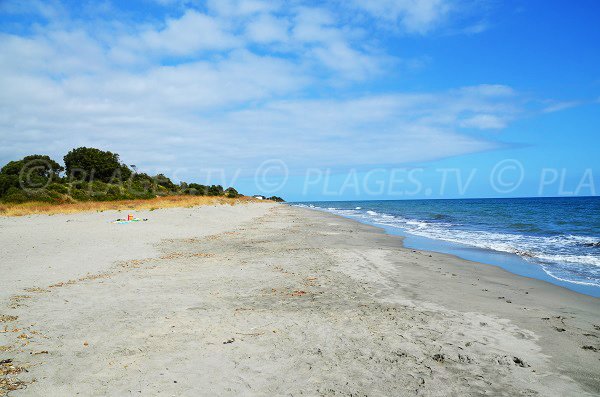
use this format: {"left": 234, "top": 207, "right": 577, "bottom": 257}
{"left": 0, "top": 195, "right": 261, "bottom": 216}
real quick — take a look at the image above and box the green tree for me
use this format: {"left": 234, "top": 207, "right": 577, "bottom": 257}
{"left": 63, "top": 147, "right": 129, "bottom": 183}
{"left": 0, "top": 155, "right": 63, "bottom": 194}
{"left": 1, "top": 149, "right": 246, "bottom": 204}
{"left": 0, "top": 174, "right": 19, "bottom": 196}
{"left": 1, "top": 155, "right": 63, "bottom": 178}
{"left": 207, "top": 184, "right": 224, "bottom": 196}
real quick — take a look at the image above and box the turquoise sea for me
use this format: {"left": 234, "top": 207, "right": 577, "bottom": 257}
{"left": 293, "top": 197, "right": 600, "bottom": 297}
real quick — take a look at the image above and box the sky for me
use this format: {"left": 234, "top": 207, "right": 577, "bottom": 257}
{"left": 0, "top": 0, "right": 598, "bottom": 201}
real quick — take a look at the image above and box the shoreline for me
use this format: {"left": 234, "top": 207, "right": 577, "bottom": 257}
{"left": 295, "top": 207, "right": 600, "bottom": 392}
{"left": 292, "top": 202, "right": 600, "bottom": 297}
{"left": 396, "top": 230, "right": 600, "bottom": 297}
{"left": 1, "top": 204, "right": 599, "bottom": 395}
{"left": 305, "top": 205, "right": 599, "bottom": 298}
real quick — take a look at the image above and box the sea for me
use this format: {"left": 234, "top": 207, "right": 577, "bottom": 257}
{"left": 292, "top": 197, "right": 600, "bottom": 297}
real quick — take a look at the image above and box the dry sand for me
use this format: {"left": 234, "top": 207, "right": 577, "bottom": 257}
{"left": 1, "top": 204, "right": 599, "bottom": 396}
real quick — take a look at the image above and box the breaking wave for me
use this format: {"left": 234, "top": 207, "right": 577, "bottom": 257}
{"left": 293, "top": 202, "right": 600, "bottom": 287}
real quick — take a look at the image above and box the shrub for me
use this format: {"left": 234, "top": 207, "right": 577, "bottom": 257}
{"left": 106, "top": 185, "right": 122, "bottom": 199}
{"left": 225, "top": 187, "right": 240, "bottom": 198}
{"left": 129, "top": 173, "right": 156, "bottom": 196}
{"left": 70, "top": 188, "right": 91, "bottom": 201}
{"left": 187, "top": 183, "right": 208, "bottom": 196}
{"left": 48, "top": 183, "right": 69, "bottom": 194}
{"left": 1, "top": 187, "right": 29, "bottom": 203}
{"left": 154, "top": 174, "right": 178, "bottom": 191}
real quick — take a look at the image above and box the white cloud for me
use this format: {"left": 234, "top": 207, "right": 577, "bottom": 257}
{"left": 351, "top": 0, "right": 453, "bottom": 34}
{"left": 245, "top": 14, "right": 289, "bottom": 43}
{"left": 542, "top": 101, "right": 580, "bottom": 113}
{"left": 311, "top": 41, "right": 382, "bottom": 81}
{"left": 286, "top": 7, "right": 387, "bottom": 80}
{"left": 460, "top": 114, "right": 507, "bottom": 129}
{"left": 206, "top": 0, "right": 278, "bottom": 17}
{"left": 137, "top": 10, "right": 240, "bottom": 56}
{"left": 461, "top": 21, "right": 489, "bottom": 34}
{"left": 0, "top": 49, "right": 518, "bottom": 174}
{"left": 0, "top": 0, "right": 67, "bottom": 19}
{"left": 292, "top": 7, "right": 339, "bottom": 43}
{"left": 0, "top": 0, "right": 520, "bottom": 180}
{"left": 458, "top": 84, "right": 515, "bottom": 97}
{"left": 213, "top": 93, "right": 506, "bottom": 168}
{"left": 0, "top": 30, "right": 107, "bottom": 75}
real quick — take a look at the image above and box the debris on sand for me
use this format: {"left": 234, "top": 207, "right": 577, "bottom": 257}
{"left": 8, "top": 296, "right": 31, "bottom": 309}
{"left": 554, "top": 327, "right": 566, "bottom": 332}
{"left": 432, "top": 354, "right": 445, "bottom": 363}
{"left": 111, "top": 215, "right": 149, "bottom": 224}
{"left": 581, "top": 345, "right": 598, "bottom": 352}
{"left": 24, "top": 287, "right": 50, "bottom": 294}
{"left": 0, "top": 377, "right": 26, "bottom": 396}
{"left": 0, "top": 359, "right": 28, "bottom": 396}
{"left": 512, "top": 357, "right": 529, "bottom": 368}
{"left": 494, "top": 355, "right": 530, "bottom": 368}
{"left": 223, "top": 338, "right": 235, "bottom": 344}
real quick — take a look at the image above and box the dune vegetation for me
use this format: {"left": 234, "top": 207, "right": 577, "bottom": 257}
{"left": 0, "top": 147, "right": 279, "bottom": 216}
{"left": 0, "top": 194, "right": 260, "bottom": 216}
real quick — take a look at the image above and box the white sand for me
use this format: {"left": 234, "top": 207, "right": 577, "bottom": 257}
{"left": 0, "top": 203, "right": 272, "bottom": 302}
{"left": 1, "top": 204, "right": 599, "bottom": 396}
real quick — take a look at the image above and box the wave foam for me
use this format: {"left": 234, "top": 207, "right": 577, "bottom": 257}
{"left": 296, "top": 203, "right": 600, "bottom": 287}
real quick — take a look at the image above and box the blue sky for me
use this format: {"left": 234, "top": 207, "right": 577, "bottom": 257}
{"left": 0, "top": 0, "right": 598, "bottom": 200}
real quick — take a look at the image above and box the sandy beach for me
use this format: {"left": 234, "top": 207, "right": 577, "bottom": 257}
{"left": 1, "top": 203, "right": 599, "bottom": 396}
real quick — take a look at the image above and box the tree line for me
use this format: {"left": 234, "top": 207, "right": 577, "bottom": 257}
{"left": 0, "top": 147, "right": 244, "bottom": 203}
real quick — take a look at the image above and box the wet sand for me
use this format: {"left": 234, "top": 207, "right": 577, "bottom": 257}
{"left": 1, "top": 204, "right": 599, "bottom": 396}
